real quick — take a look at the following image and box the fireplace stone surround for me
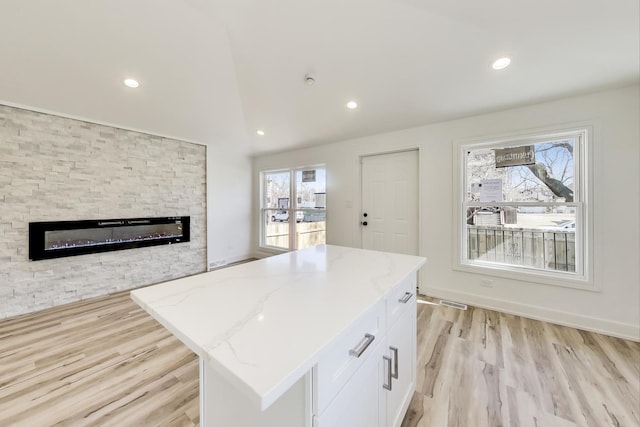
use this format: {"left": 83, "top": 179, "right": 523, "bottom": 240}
{"left": 0, "top": 105, "right": 207, "bottom": 319}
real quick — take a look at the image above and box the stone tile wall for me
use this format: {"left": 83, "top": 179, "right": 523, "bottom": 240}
{"left": 0, "top": 105, "right": 206, "bottom": 318}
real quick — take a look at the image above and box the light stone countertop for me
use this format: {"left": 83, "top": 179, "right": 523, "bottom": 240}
{"left": 131, "top": 244, "right": 426, "bottom": 410}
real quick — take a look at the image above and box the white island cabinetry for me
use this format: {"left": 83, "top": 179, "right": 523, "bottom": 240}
{"left": 314, "top": 273, "right": 417, "bottom": 427}
{"left": 131, "top": 245, "right": 425, "bottom": 427}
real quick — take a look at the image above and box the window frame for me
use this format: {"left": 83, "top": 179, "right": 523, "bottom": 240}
{"left": 259, "top": 165, "right": 327, "bottom": 252}
{"left": 453, "top": 126, "right": 595, "bottom": 290}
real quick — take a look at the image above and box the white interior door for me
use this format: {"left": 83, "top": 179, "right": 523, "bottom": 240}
{"left": 361, "top": 150, "right": 418, "bottom": 255}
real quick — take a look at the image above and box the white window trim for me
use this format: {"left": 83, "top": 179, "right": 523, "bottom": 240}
{"left": 260, "top": 168, "right": 291, "bottom": 252}
{"left": 452, "top": 125, "right": 596, "bottom": 291}
{"left": 259, "top": 165, "right": 326, "bottom": 252}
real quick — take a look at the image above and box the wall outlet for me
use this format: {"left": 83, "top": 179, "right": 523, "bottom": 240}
{"left": 480, "top": 279, "right": 494, "bottom": 288}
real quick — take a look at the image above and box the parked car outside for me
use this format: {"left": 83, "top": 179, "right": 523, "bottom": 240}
{"left": 547, "top": 220, "right": 576, "bottom": 231}
{"left": 271, "top": 210, "right": 303, "bottom": 223}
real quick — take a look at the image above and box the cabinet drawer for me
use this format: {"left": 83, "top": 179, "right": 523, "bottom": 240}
{"left": 313, "top": 338, "right": 383, "bottom": 427}
{"left": 386, "top": 273, "right": 416, "bottom": 329}
{"left": 313, "top": 300, "right": 385, "bottom": 415}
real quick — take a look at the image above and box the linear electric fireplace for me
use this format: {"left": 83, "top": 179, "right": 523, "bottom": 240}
{"left": 29, "top": 216, "right": 190, "bottom": 261}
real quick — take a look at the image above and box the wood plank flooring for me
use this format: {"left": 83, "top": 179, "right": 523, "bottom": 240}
{"left": 402, "top": 300, "right": 640, "bottom": 427}
{"left": 0, "top": 292, "right": 199, "bottom": 426}
{"left": 1, "top": 292, "right": 638, "bottom": 426}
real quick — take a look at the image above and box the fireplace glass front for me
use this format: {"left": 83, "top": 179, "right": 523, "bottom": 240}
{"left": 29, "top": 217, "right": 190, "bottom": 260}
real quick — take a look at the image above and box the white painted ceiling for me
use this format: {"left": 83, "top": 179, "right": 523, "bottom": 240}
{"left": 1, "top": 0, "right": 638, "bottom": 154}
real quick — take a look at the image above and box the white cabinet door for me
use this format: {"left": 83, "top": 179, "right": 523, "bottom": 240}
{"left": 384, "top": 308, "right": 416, "bottom": 427}
{"left": 315, "top": 342, "right": 384, "bottom": 427}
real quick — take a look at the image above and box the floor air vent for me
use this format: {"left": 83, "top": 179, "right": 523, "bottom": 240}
{"left": 439, "top": 300, "right": 468, "bottom": 310}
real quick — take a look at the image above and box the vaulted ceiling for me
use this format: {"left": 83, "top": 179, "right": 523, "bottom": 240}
{"left": 1, "top": 0, "right": 638, "bottom": 154}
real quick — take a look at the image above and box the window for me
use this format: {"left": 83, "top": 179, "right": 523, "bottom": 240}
{"left": 261, "top": 166, "right": 326, "bottom": 251}
{"left": 455, "top": 128, "right": 592, "bottom": 287}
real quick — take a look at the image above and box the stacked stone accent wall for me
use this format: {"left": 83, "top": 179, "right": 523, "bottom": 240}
{"left": 0, "top": 105, "right": 206, "bottom": 319}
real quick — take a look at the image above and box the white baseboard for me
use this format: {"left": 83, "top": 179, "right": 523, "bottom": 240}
{"left": 420, "top": 285, "right": 640, "bottom": 342}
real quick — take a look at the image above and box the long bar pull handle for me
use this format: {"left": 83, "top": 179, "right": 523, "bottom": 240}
{"left": 349, "top": 333, "right": 375, "bottom": 358}
{"left": 390, "top": 346, "right": 399, "bottom": 379}
{"left": 398, "top": 292, "right": 413, "bottom": 304}
{"left": 383, "top": 355, "right": 393, "bottom": 390}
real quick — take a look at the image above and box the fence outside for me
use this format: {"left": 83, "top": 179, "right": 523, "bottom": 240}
{"left": 265, "top": 221, "right": 326, "bottom": 250}
{"left": 467, "top": 225, "right": 575, "bottom": 272}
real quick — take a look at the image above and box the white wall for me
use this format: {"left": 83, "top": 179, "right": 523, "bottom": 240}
{"left": 207, "top": 143, "right": 253, "bottom": 268}
{"left": 252, "top": 85, "right": 640, "bottom": 340}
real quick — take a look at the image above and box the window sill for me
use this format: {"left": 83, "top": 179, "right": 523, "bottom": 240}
{"left": 453, "top": 261, "right": 598, "bottom": 292}
{"left": 255, "top": 246, "right": 290, "bottom": 258}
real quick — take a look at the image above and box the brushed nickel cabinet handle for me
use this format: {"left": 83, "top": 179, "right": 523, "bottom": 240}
{"left": 349, "top": 333, "right": 375, "bottom": 358}
{"left": 398, "top": 292, "right": 413, "bottom": 304}
{"left": 383, "top": 355, "right": 392, "bottom": 390}
{"left": 390, "top": 346, "right": 399, "bottom": 379}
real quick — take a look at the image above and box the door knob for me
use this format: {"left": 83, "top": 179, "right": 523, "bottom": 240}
{"left": 361, "top": 221, "right": 368, "bottom": 226}
{"left": 363, "top": 213, "right": 368, "bottom": 217}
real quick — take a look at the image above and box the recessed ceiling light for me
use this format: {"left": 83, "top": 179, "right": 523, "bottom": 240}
{"left": 256, "top": 129, "right": 265, "bottom": 136}
{"left": 346, "top": 100, "right": 358, "bottom": 109}
{"left": 491, "top": 57, "right": 511, "bottom": 70}
{"left": 123, "top": 78, "right": 139, "bottom": 88}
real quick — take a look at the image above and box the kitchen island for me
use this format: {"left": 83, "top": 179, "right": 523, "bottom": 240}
{"left": 131, "top": 244, "right": 426, "bottom": 426}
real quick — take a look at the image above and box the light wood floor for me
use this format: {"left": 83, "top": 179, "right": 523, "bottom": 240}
{"left": 404, "top": 299, "right": 640, "bottom": 427}
{"left": 1, "top": 292, "right": 638, "bottom": 427}
{"left": 0, "top": 292, "right": 199, "bottom": 426}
